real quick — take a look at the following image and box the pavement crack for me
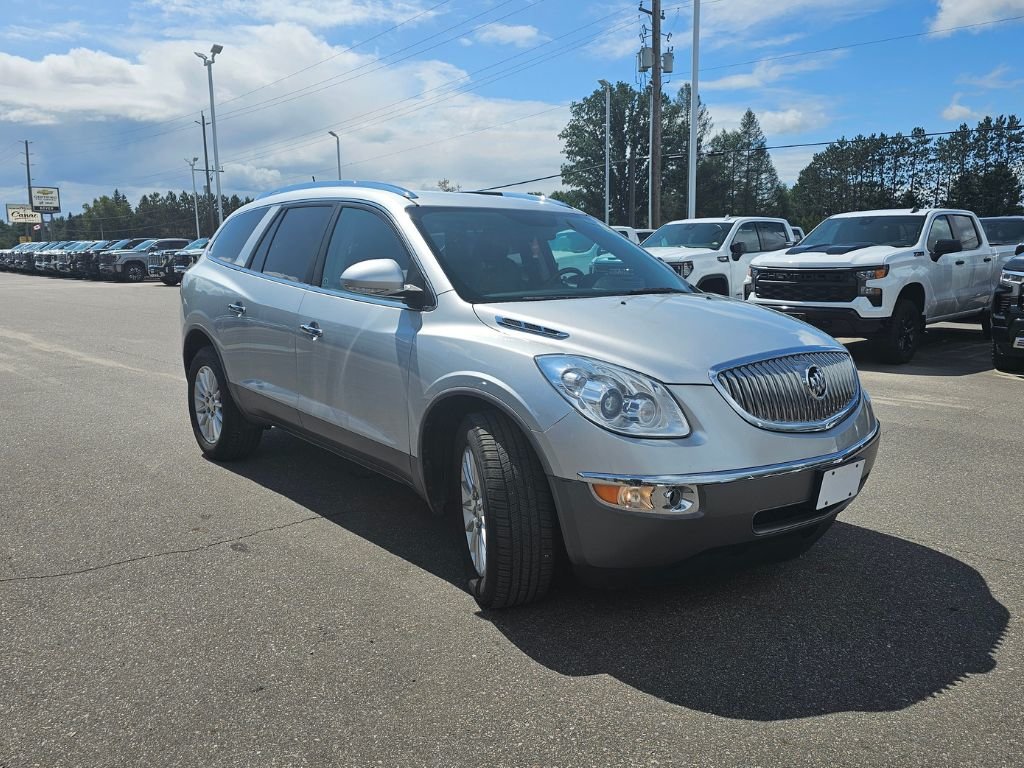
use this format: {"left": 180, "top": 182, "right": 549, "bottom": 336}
{"left": 0, "top": 516, "right": 321, "bottom": 584}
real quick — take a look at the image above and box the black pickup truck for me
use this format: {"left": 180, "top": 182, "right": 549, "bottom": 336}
{"left": 992, "top": 245, "right": 1024, "bottom": 372}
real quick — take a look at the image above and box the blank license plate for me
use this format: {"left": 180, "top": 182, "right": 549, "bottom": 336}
{"left": 1013, "top": 336, "right": 1024, "bottom": 350}
{"left": 816, "top": 460, "right": 866, "bottom": 510}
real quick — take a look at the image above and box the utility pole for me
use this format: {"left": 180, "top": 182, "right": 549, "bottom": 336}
{"left": 627, "top": 153, "right": 637, "bottom": 227}
{"left": 187, "top": 157, "right": 201, "bottom": 239}
{"left": 687, "top": 0, "right": 700, "bottom": 218}
{"left": 650, "top": 0, "right": 662, "bottom": 228}
{"left": 598, "top": 79, "right": 611, "bottom": 225}
{"left": 196, "top": 111, "right": 214, "bottom": 236}
{"left": 23, "top": 140, "right": 32, "bottom": 240}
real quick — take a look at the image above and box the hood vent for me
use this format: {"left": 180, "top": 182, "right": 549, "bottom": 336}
{"left": 495, "top": 316, "right": 569, "bottom": 340}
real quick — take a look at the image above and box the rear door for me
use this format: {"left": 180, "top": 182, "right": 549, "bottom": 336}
{"left": 293, "top": 205, "right": 424, "bottom": 479}
{"left": 948, "top": 214, "right": 991, "bottom": 314}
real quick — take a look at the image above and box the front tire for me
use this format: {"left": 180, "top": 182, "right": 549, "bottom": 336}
{"left": 124, "top": 263, "right": 146, "bottom": 283}
{"left": 454, "top": 411, "right": 556, "bottom": 609}
{"left": 993, "top": 343, "right": 1024, "bottom": 373}
{"left": 876, "top": 299, "right": 921, "bottom": 364}
{"left": 187, "top": 347, "right": 262, "bottom": 460}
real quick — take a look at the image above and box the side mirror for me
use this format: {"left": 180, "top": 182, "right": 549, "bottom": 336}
{"left": 340, "top": 258, "right": 424, "bottom": 305}
{"left": 729, "top": 241, "right": 746, "bottom": 261}
{"left": 1015, "top": 243, "right": 1024, "bottom": 256}
{"left": 931, "top": 238, "right": 962, "bottom": 261}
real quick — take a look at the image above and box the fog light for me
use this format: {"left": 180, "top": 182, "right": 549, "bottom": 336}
{"left": 861, "top": 286, "right": 883, "bottom": 307}
{"left": 590, "top": 482, "right": 700, "bottom": 514}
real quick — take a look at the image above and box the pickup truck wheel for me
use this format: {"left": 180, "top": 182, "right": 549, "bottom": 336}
{"left": 187, "top": 347, "right": 262, "bottom": 460}
{"left": 876, "top": 299, "right": 920, "bottom": 364}
{"left": 454, "top": 411, "right": 556, "bottom": 609}
{"left": 160, "top": 274, "right": 177, "bottom": 286}
{"left": 980, "top": 310, "right": 992, "bottom": 340}
{"left": 124, "top": 263, "right": 146, "bottom": 283}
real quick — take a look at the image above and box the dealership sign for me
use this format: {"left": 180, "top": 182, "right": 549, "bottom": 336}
{"left": 6, "top": 204, "right": 42, "bottom": 224}
{"left": 30, "top": 186, "right": 61, "bottom": 213}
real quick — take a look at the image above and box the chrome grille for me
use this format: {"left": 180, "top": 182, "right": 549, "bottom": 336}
{"left": 712, "top": 349, "right": 860, "bottom": 432}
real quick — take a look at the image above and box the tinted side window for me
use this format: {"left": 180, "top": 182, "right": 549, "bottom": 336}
{"left": 320, "top": 207, "right": 411, "bottom": 291}
{"left": 261, "top": 205, "right": 335, "bottom": 283}
{"left": 757, "top": 222, "right": 789, "bottom": 251}
{"left": 951, "top": 215, "right": 980, "bottom": 250}
{"left": 207, "top": 208, "right": 268, "bottom": 265}
{"left": 927, "top": 216, "right": 954, "bottom": 250}
{"left": 734, "top": 223, "right": 761, "bottom": 253}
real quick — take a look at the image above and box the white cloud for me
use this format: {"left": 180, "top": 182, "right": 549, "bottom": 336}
{"left": 759, "top": 107, "right": 829, "bottom": 135}
{"left": 702, "top": 52, "right": 845, "bottom": 92}
{"left": 0, "top": 22, "right": 89, "bottom": 42}
{"left": 942, "top": 93, "right": 982, "bottom": 121}
{"left": 929, "top": 0, "right": 1024, "bottom": 34}
{"left": 956, "top": 63, "right": 1023, "bottom": 89}
{"left": 698, "top": 0, "right": 890, "bottom": 48}
{"left": 0, "top": 22, "right": 569, "bottom": 213}
{"left": 143, "top": 0, "right": 442, "bottom": 30}
{"left": 770, "top": 147, "right": 819, "bottom": 185}
{"left": 473, "top": 23, "right": 545, "bottom": 48}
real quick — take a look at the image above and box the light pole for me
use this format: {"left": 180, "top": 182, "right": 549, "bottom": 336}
{"left": 687, "top": 0, "right": 701, "bottom": 218}
{"left": 598, "top": 79, "right": 611, "bottom": 225}
{"left": 186, "top": 157, "right": 201, "bottom": 239}
{"left": 195, "top": 44, "right": 224, "bottom": 227}
{"left": 327, "top": 130, "right": 342, "bottom": 180}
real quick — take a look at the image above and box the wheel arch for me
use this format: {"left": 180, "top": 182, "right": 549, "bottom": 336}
{"left": 897, "top": 282, "right": 926, "bottom": 320}
{"left": 417, "top": 389, "right": 556, "bottom": 516}
{"left": 697, "top": 274, "right": 730, "bottom": 296}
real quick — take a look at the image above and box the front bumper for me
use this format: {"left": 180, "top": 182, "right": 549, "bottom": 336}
{"left": 992, "top": 313, "right": 1024, "bottom": 357}
{"left": 760, "top": 305, "right": 885, "bottom": 338}
{"left": 549, "top": 421, "right": 880, "bottom": 571}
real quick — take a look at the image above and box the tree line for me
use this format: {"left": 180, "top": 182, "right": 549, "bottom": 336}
{"left": 1, "top": 189, "right": 252, "bottom": 248}
{"left": 552, "top": 81, "right": 1024, "bottom": 231}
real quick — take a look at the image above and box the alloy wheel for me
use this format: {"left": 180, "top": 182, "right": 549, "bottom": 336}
{"left": 193, "top": 365, "right": 223, "bottom": 445}
{"left": 460, "top": 447, "right": 487, "bottom": 577}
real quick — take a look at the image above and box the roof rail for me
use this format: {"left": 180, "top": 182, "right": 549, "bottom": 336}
{"left": 466, "top": 190, "right": 574, "bottom": 208}
{"left": 257, "top": 180, "right": 418, "bottom": 200}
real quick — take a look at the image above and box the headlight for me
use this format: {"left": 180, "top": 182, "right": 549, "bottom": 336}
{"left": 679, "top": 260, "right": 693, "bottom": 278}
{"left": 1000, "top": 269, "right": 1024, "bottom": 285}
{"left": 536, "top": 355, "right": 690, "bottom": 437}
{"left": 856, "top": 266, "right": 889, "bottom": 280}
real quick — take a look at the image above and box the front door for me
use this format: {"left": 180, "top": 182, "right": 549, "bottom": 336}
{"left": 925, "top": 215, "right": 957, "bottom": 317}
{"left": 294, "top": 205, "right": 421, "bottom": 479}
{"left": 948, "top": 214, "right": 990, "bottom": 314}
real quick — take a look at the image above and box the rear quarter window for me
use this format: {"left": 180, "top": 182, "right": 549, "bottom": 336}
{"left": 207, "top": 208, "right": 271, "bottom": 266}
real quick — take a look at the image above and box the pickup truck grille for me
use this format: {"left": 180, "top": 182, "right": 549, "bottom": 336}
{"left": 754, "top": 269, "right": 858, "bottom": 302}
{"left": 97, "top": 253, "right": 115, "bottom": 266}
{"left": 713, "top": 350, "right": 860, "bottom": 432}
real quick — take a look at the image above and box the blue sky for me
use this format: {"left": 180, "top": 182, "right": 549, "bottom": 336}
{"left": 2, "top": 0, "right": 1023, "bottom": 218}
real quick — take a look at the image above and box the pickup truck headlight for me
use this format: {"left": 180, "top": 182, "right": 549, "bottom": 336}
{"left": 856, "top": 266, "right": 888, "bottom": 307}
{"left": 536, "top": 355, "right": 690, "bottom": 437}
{"left": 1000, "top": 269, "right": 1024, "bottom": 285}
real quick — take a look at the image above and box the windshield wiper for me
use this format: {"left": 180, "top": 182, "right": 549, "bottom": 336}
{"left": 616, "top": 287, "right": 689, "bottom": 296}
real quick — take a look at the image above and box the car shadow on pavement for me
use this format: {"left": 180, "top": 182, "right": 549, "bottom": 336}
{"left": 843, "top": 324, "right": 994, "bottom": 377}
{"left": 223, "top": 430, "right": 1008, "bottom": 722}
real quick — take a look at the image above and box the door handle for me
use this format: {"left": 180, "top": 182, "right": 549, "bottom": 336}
{"left": 228, "top": 302, "right": 245, "bottom": 315}
{"left": 954, "top": 260, "right": 965, "bottom": 266}
{"left": 984, "top": 257, "right": 992, "bottom": 262}
{"left": 300, "top": 322, "right": 323, "bottom": 340}
{"left": 717, "top": 255, "right": 729, "bottom": 263}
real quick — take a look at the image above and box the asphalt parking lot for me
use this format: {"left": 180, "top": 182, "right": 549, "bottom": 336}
{"left": 1, "top": 271, "right": 1021, "bottom": 768}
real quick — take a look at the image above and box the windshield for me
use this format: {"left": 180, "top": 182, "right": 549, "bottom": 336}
{"left": 131, "top": 239, "right": 157, "bottom": 251}
{"left": 642, "top": 221, "right": 733, "bottom": 249}
{"left": 183, "top": 237, "right": 209, "bottom": 250}
{"left": 409, "top": 206, "right": 691, "bottom": 303}
{"left": 799, "top": 215, "right": 924, "bottom": 249}
{"left": 980, "top": 218, "right": 1024, "bottom": 245}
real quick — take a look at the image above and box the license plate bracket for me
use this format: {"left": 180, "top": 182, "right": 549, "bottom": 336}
{"left": 816, "top": 459, "right": 866, "bottom": 510}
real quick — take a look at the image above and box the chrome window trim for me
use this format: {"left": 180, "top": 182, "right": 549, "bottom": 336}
{"left": 579, "top": 419, "right": 879, "bottom": 487}
{"left": 708, "top": 345, "right": 861, "bottom": 433}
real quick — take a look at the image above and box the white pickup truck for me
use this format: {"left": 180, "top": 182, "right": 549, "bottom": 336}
{"left": 642, "top": 216, "right": 798, "bottom": 298}
{"left": 746, "top": 208, "right": 1017, "bottom": 363}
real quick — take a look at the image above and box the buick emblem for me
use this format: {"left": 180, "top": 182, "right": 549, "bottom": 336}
{"left": 804, "top": 365, "right": 828, "bottom": 399}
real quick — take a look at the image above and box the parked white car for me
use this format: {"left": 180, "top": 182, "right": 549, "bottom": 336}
{"left": 643, "top": 216, "right": 797, "bottom": 298}
{"left": 747, "top": 208, "right": 1014, "bottom": 363}
{"left": 612, "top": 226, "right": 641, "bottom": 244}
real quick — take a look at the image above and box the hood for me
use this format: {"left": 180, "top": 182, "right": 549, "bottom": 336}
{"left": 1004, "top": 256, "right": 1024, "bottom": 272}
{"left": 473, "top": 293, "right": 837, "bottom": 385}
{"left": 644, "top": 246, "right": 720, "bottom": 263}
{"left": 752, "top": 244, "right": 906, "bottom": 269}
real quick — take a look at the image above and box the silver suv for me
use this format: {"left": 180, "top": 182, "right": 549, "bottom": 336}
{"left": 180, "top": 181, "right": 880, "bottom": 608}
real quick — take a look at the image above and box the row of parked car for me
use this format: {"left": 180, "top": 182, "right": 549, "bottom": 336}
{"left": 624, "top": 211, "right": 1024, "bottom": 370}
{"left": 0, "top": 237, "right": 208, "bottom": 285}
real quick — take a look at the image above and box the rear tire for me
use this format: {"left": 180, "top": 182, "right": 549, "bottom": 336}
{"left": 876, "top": 299, "right": 921, "bottom": 364}
{"left": 187, "top": 347, "right": 262, "bottom": 461}
{"left": 454, "top": 411, "right": 556, "bottom": 609}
